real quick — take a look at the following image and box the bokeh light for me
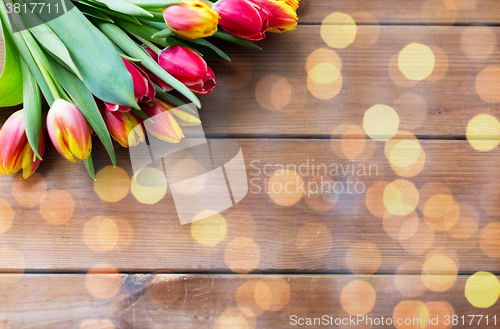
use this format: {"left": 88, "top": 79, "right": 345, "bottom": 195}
{"left": 40, "top": 189, "right": 74, "bottom": 225}
{"left": 466, "top": 114, "right": 500, "bottom": 151}
{"left": 330, "top": 125, "right": 376, "bottom": 162}
{"left": 191, "top": 210, "right": 227, "bottom": 246}
{"left": 425, "top": 46, "right": 449, "bottom": 82}
{"left": 345, "top": 242, "right": 381, "bottom": 275}
{"left": 365, "top": 181, "right": 389, "bottom": 218}
{"left": 170, "top": 158, "right": 207, "bottom": 195}
{"left": 447, "top": 203, "right": 479, "bottom": 240}
{"left": 130, "top": 167, "right": 167, "bottom": 204}
{"left": 425, "top": 301, "right": 454, "bottom": 329}
{"left": 85, "top": 264, "right": 121, "bottom": 299}
{"left": 400, "top": 219, "right": 435, "bottom": 255}
{"left": 398, "top": 43, "right": 435, "bottom": 81}
{"left": 94, "top": 166, "right": 130, "bottom": 202}
{"left": 306, "top": 48, "right": 342, "bottom": 73}
{"left": 296, "top": 223, "right": 332, "bottom": 259}
{"left": 475, "top": 67, "right": 500, "bottom": 103}
{"left": 12, "top": 173, "right": 46, "bottom": 207}
{"left": 303, "top": 176, "right": 338, "bottom": 212}
{"left": 237, "top": 280, "right": 267, "bottom": 316}
{"left": 255, "top": 74, "right": 291, "bottom": 111}
{"left": 393, "top": 300, "right": 428, "bottom": 329}
{"left": 268, "top": 169, "right": 304, "bottom": 206}
{"left": 224, "top": 237, "right": 261, "bottom": 274}
{"left": 0, "top": 247, "right": 25, "bottom": 283}
{"left": 83, "top": 216, "right": 133, "bottom": 252}
{"left": 0, "top": 199, "right": 13, "bottom": 234}
{"left": 465, "top": 271, "right": 500, "bottom": 308}
{"left": 340, "top": 280, "right": 376, "bottom": 315}
{"left": 480, "top": 221, "right": 500, "bottom": 258}
{"left": 421, "top": 254, "right": 458, "bottom": 292}
{"left": 363, "top": 105, "right": 400, "bottom": 141}
{"left": 351, "top": 12, "right": 380, "bottom": 48}
{"left": 383, "top": 179, "right": 419, "bottom": 216}
{"left": 394, "top": 261, "right": 427, "bottom": 297}
{"left": 461, "top": 26, "right": 496, "bottom": 60}
{"left": 385, "top": 133, "right": 426, "bottom": 177}
{"left": 389, "top": 54, "right": 418, "bottom": 88}
{"left": 320, "top": 12, "right": 357, "bottom": 49}
{"left": 383, "top": 211, "right": 419, "bottom": 241}
{"left": 307, "top": 65, "right": 343, "bottom": 100}
{"left": 214, "top": 308, "right": 256, "bottom": 329}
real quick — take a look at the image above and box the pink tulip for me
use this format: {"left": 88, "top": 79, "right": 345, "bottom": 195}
{"left": 0, "top": 110, "right": 45, "bottom": 178}
{"left": 46, "top": 99, "right": 92, "bottom": 162}
{"left": 157, "top": 46, "right": 216, "bottom": 95}
{"left": 104, "top": 59, "right": 156, "bottom": 112}
{"left": 214, "top": 0, "right": 271, "bottom": 42}
{"left": 142, "top": 47, "right": 174, "bottom": 92}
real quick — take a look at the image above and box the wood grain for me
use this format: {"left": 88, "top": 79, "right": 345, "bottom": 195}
{"left": 0, "top": 273, "right": 496, "bottom": 328}
{"left": 199, "top": 25, "right": 500, "bottom": 139}
{"left": 297, "top": 0, "right": 500, "bottom": 25}
{"left": 0, "top": 139, "right": 498, "bottom": 274}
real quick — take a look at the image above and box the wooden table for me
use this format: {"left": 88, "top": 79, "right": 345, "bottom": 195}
{"left": 1, "top": 0, "right": 500, "bottom": 327}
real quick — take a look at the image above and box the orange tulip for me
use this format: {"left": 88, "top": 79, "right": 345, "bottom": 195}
{"left": 46, "top": 99, "right": 92, "bottom": 162}
{"left": 163, "top": 0, "right": 219, "bottom": 39}
{"left": 253, "top": 0, "right": 299, "bottom": 32}
{"left": 141, "top": 99, "right": 185, "bottom": 143}
{"left": 100, "top": 105, "right": 145, "bottom": 148}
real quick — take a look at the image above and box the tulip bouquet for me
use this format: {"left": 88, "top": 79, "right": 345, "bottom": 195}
{"left": 0, "top": 0, "right": 298, "bottom": 179}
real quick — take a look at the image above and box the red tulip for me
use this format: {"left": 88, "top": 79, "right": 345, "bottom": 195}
{"left": 104, "top": 59, "right": 155, "bottom": 112}
{"left": 100, "top": 103, "right": 145, "bottom": 148}
{"left": 47, "top": 99, "right": 92, "bottom": 162}
{"left": 214, "top": 0, "right": 271, "bottom": 42}
{"left": 142, "top": 47, "right": 174, "bottom": 92}
{"left": 0, "top": 110, "right": 45, "bottom": 178}
{"left": 157, "top": 46, "right": 216, "bottom": 95}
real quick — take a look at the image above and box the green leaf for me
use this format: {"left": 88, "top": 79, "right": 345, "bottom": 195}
{"left": 0, "top": 2, "right": 54, "bottom": 104}
{"left": 137, "top": 11, "right": 165, "bottom": 22}
{"left": 76, "top": 0, "right": 143, "bottom": 24}
{"left": 0, "top": 20, "right": 23, "bottom": 107}
{"left": 113, "top": 17, "right": 169, "bottom": 47}
{"left": 124, "top": 0, "right": 182, "bottom": 9}
{"left": 46, "top": 7, "right": 138, "bottom": 108}
{"left": 74, "top": 3, "right": 115, "bottom": 23}
{"left": 84, "top": 154, "right": 96, "bottom": 180}
{"left": 212, "top": 31, "right": 262, "bottom": 50}
{"left": 96, "top": 21, "right": 201, "bottom": 108}
{"left": 151, "top": 27, "right": 173, "bottom": 39}
{"left": 49, "top": 57, "right": 117, "bottom": 167}
{"left": 21, "top": 59, "right": 42, "bottom": 159}
{"left": 174, "top": 35, "right": 231, "bottom": 61}
{"left": 89, "top": 0, "right": 153, "bottom": 17}
{"left": 138, "top": 18, "right": 167, "bottom": 30}
{"left": 130, "top": 107, "right": 153, "bottom": 122}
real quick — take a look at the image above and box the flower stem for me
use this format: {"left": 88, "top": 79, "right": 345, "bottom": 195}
{"left": 130, "top": 32, "right": 162, "bottom": 54}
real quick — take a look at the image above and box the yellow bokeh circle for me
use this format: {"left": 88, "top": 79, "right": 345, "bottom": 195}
{"left": 131, "top": 167, "right": 167, "bottom": 205}
{"left": 398, "top": 43, "right": 435, "bottom": 81}
{"left": 465, "top": 272, "right": 500, "bottom": 308}
{"left": 191, "top": 210, "right": 227, "bottom": 246}
{"left": 320, "top": 12, "right": 357, "bottom": 49}
{"left": 466, "top": 114, "right": 500, "bottom": 152}
{"left": 363, "top": 104, "right": 400, "bottom": 140}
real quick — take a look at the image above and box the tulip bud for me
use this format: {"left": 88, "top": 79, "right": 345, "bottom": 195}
{"left": 46, "top": 99, "right": 92, "bottom": 162}
{"left": 141, "top": 99, "right": 185, "bottom": 143}
{"left": 169, "top": 106, "right": 202, "bottom": 126}
{"left": 0, "top": 110, "right": 45, "bottom": 179}
{"left": 253, "top": 0, "right": 299, "bottom": 32}
{"left": 104, "top": 59, "right": 155, "bottom": 112}
{"left": 163, "top": 0, "right": 219, "bottom": 39}
{"left": 157, "top": 46, "right": 216, "bottom": 95}
{"left": 100, "top": 104, "right": 145, "bottom": 148}
{"left": 214, "top": 0, "right": 272, "bottom": 42}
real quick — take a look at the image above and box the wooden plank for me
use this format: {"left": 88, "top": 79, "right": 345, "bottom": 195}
{"left": 3, "top": 26, "right": 500, "bottom": 139}
{"left": 0, "top": 273, "right": 497, "bottom": 328}
{"left": 0, "top": 139, "right": 499, "bottom": 274}
{"left": 297, "top": 0, "right": 500, "bottom": 25}
{"left": 199, "top": 25, "right": 500, "bottom": 139}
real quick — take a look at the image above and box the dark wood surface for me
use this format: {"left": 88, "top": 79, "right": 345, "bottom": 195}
{"left": 1, "top": 0, "right": 500, "bottom": 327}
